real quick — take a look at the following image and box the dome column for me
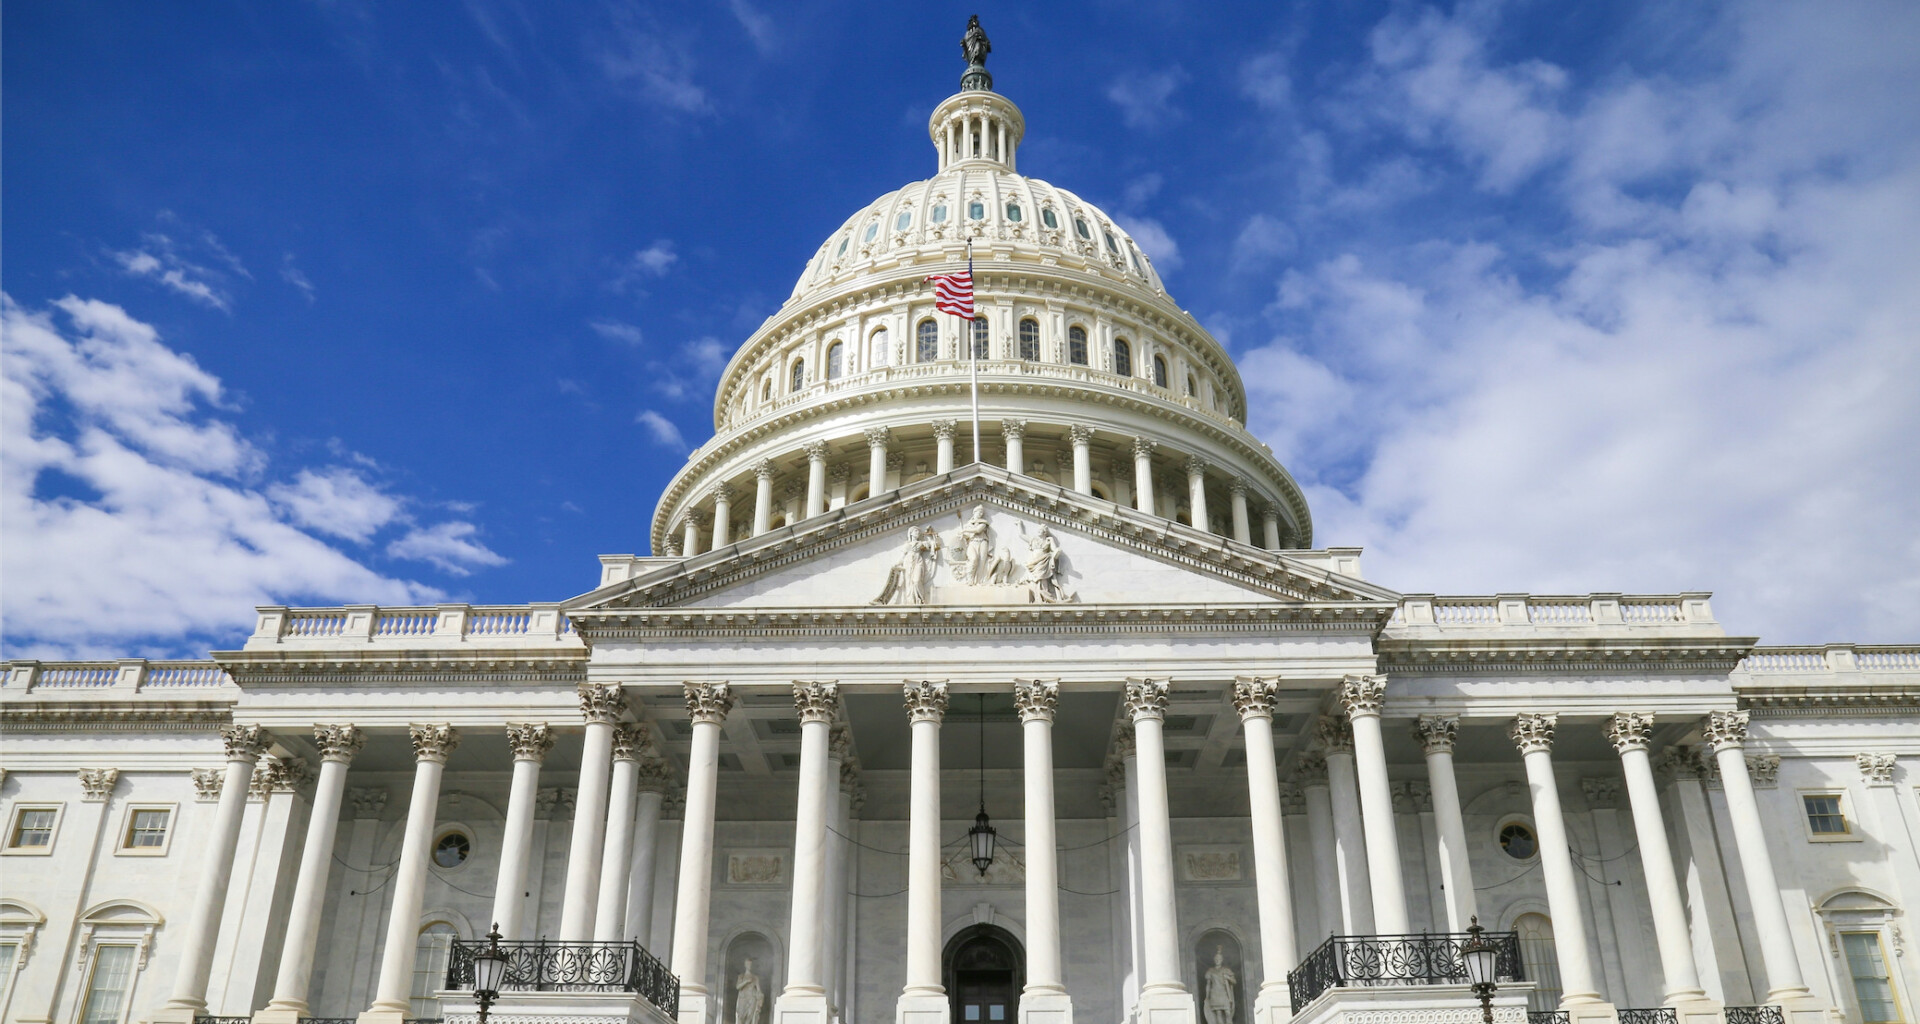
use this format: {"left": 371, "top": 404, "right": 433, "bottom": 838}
{"left": 1186, "top": 456, "right": 1210, "bottom": 532}
{"left": 934, "top": 420, "right": 958, "bottom": 474}
{"left": 1067, "top": 426, "right": 1094, "bottom": 494}
{"left": 682, "top": 512, "right": 704, "bottom": 558}
{"left": 805, "top": 441, "right": 831, "bottom": 519}
{"left": 1002, "top": 420, "right": 1026, "bottom": 474}
{"left": 753, "top": 459, "right": 776, "bottom": 536}
{"left": 865, "top": 428, "right": 890, "bottom": 498}
{"left": 1131, "top": 438, "right": 1156, "bottom": 515}
{"left": 709, "top": 487, "right": 733, "bottom": 547}
{"left": 1261, "top": 505, "right": 1283, "bottom": 550}
{"left": 1229, "top": 480, "right": 1251, "bottom": 544}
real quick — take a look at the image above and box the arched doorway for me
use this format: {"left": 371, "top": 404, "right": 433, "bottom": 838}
{"left": 944, "top": 924, "right": 1024, "bottom": 1024}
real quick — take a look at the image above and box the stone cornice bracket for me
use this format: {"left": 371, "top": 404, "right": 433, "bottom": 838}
{"left": 804, "top": 440, "right": 832, "bottom": 462}
{"left": 1292, "top": 751, "right": 1329, "bottom": 785}
{"left": 932, "top": 420, "right": 958, "bottom": 441}
{"left": 1123, "top": 677, "right": 1170, "bottom": 722}
{"left": 1413, "top": 714, "right": 1460, "bottom": 754}
{"left": 191, "top": 768, "right": 225, "bottom": 802}
{"left": 1858, "top": 752, "right": 1898, "bottom": 786}
{"left": 1131, "top": 436, "right": 1157, "bottom": 458}
{"left": 1001, "top": 419, "right": 1027, "bottom": 440}
{"left": 1510, "top": 713, "right": 1558, "bottom": 754}
{"left": 1312, "top": 714, "right": 1353, "bottom": 754}
{"left": 408, "top": 723, "right": 460, "bottom": 764}
{"left": 1337, "top": 674, "right": 1388, "bottom": 718}
{"left": 1067, "top": 424, "right": 1094, "bottom": 445}
{"left": 864, "top": 426, "right": 891, "bottom": 449}
{"left": 1702, "top": 709, "right": 1750, "bottom": 752}
{"left": 506, "top": 723, "right": 556, "bottom": 763}
{"left": 1014, "top": 679, "right": 1060, "bottom": 722}
{"left": 683, "top": 682, "right": 736, "bottom": 724}
{"left": 793, "top": 680, "right": 842, "bottom": 724}
{"left": 348, "top": 786, "right": 388, "bottom": 817}
{"left": 1580, "top": 777, "right": 1621, "bottom": 809}
{"left": 314, "top": 724, "right": 366, "bottom": 764}
{"left": 77, "top": 768, "right": 120, "bottom": 802}
{"left": 610, "top": 723, "right": 648, "bottom": 762}
{"left": 222, "top": 723, "right": 272, "bottom": 763}
{"left": 903, "top": 679, "right": 950, "bottom": 723}
{"left": 1603, "top": 712, "right": 1655, "bottom": 753}
{"left": 577, "top": 682, "right": 629, "bottom": 725}
{"left": 754, "top": 458, "right": 779, "bottom": 481}
{"left": 1231, "top": 676, "right": 1277, "bottom": 720}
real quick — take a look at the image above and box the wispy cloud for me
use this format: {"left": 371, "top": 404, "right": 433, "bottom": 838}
{"left": 1240, "top": 52, "right": 1293, "bottom": 110}
{"left": 729, "top": 0, "right": 775, "bottom": 54}
{"left": 280, "top": 253, "right": 317, "bottom": 302}
{"left": 599, "top": 10, "right": 710, "bottom": 114}
{"left": 267, "top": 467, "right": 402, "bottom": 543}
{"left": 1107, "top": 66, "right": 1188, "bottom": 129}
{"left": 590, "top": 319, "right": 645, "bottom": 345}
{"left": 612, "top": 240, "right": 678, "bottom": 294}
{"left": 1114, "top": 216, "right": 1182, "bottom": 272}
{"left": 635, "top": 408, "right": 687, "bottom": 450}
{"left": 385, "top": 521, "right": 507, "bottom": 575}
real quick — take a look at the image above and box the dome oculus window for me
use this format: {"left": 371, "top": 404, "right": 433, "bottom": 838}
{"left": 968, "top": 201, "right": 985, "bottom": 221}
{"left": 917, "top": 320, "right": 939, "bottom": 362}
{"left": 896, "top": 211, "right": 913, "bottom": 231}
{"left": 1498, "top": 822, "right": 1537, "bottom": 860}
{"left": 1005, "top": 203, "right": 1022, "bottom": 222}
{"left": 931, "top": 204, "right": 948, "bottom": 223}
{"left": 1074, "top": 217, "right": 1091, "bottom": 240}
{"left": 1042, "top": 208, "right": 1058, "bottom": 229}
{"left": 1068, "top": 325, "right": 1088, "bottom": 366}
{"left": 1018, "top": 318, "right": 1039, "bottom": 360}
{"left": 433, "top": 830, "right": 471, "bottom": 868}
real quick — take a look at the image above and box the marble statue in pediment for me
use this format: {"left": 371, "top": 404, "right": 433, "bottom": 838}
{"left": 948, "top": 504, "right": 1015, "bottom": 585}
{"left": 873, "top": 525, "right": 944, "bottom": 605}
{"left": 1023, "top": 525, "right": 1074, "bottom": 603}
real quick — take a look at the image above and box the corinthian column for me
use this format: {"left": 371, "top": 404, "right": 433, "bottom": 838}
{"left": 1125, "top": 678, "right": 1197, "bottom": 1024}
{"left": 1293, "top": 753, "right": 1342, "bottom": 942}
{"left": 673, "top": 683, "right": 736, "bottom": 1024}
{"left": 1604, "top": 714, "right": 1715, "bottom": 1018}
{"left": 805, "top": 441, "right": 831, "bottom": 518}
{"left": 1228, "top": 481, "right": 1251, "bottom": 544}
{"left": 1232, "top": 679, "right": 1296, "bottom": 1024}
{"left": 1131, "top": 438, "right": 1156, "bottom": 515}
{"left": 777, "top": 682, "right": 840, "bottom": 1024}
{"left": 898, "top": 681, "right": 950, "bottom": 1024}
{"left": 1317, "top": 715, "right": 1374, "bottom": 934}
{"left": 361, "top": 725, "right": 459, "bottom": 1024}
{"left": 1704, "top": 711, "right": 1817, "bottom": 1009}
{"left": 1413, "top": 715, "right": 1476, "bottom": 932}
{"left": 1068, "top": 425, "right": 1094, "bottom": 494}
{"left": 594, "top": 724, "right": 648, "bottom": 941}
{"left": 257, "top": 725, "right": 364, "bottom": 1024}
{"left": 1339, "top": 674, "right": 1408, "bottom": 934}
{"left": 1508, "top": 714, "right": 1605, "bottom": 1010}
{"left": 865, "top": 427, "right": 891, "bottom": 497}
{"left": 710, "top": 487, "right": 734, "bottom": 547}
{"left": 934, "top": 421, "right": 958, "bottom": 474}
{"left": 155, "top": 725, "right": 272, "bottom": 1024}
{"left": 560, "top": 683, "right": 627, "bottom": 941}
{"left": 1002, "top": 420, "right": 1027, "bottom": 474}
{"left": 754, "top": 459, "right": 777, "bottom": 536}
{"left": 495, "top": 723, "right": 554, "bottom": 940}
{"left": 1015, "top": 680, "right": 1073, "bottom": 1024}
{"left": 1260, "top": 505, "right": 1282, "bottom": 550}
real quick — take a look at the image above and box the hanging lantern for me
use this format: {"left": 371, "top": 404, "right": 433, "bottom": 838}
{"left": 969, "top": 804, "right": 997, "bottom": 876}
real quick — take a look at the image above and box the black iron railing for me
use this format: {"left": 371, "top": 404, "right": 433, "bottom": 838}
{"left": 194, "top": 1017, "right": 251, "bottom": 1024}
{"left": 1618, "top": 1010, "right": 1677, "bottom": 1024}
{"left": 297, "top": 1018, "right": 358, "bottom": 1024}
{"left": 1286, "top": 931, "right": 1525, "bottom": 1012}
{"left": 1526, "top": 1013, "right": 1570, "bottom": 1024}
{"left": 445, "top": 939, "right": 678, "bottom": 1016}
{"left": 1724, "top": 1008, "right": 1785, "bottom": 1024}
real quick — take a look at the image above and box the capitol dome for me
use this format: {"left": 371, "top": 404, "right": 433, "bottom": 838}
{"left": 651, "top": 34, "right": 1313, "bottom": 557}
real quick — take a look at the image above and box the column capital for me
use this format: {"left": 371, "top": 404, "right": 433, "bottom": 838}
{"left": 1858, "top": 752, "right": 1898, "bottom": 786}
{"left": 1747, "top": 754, "right": 1782, "bottom": 788}
{"left": 1014, "top": 679, "right": 1059, "bottom": 722}
{"left": 1337, "top": 674, "right": 1388, "bottom": 718}
{"left": 829, "top": 722, "right": 856, "bottom": 762}
{"left": 1228, "top": 477, "right": 1249, "bottom": 497}
{"left": 611, "top": 723, "right": 649, "bottom": 762}
{"left": 755, "top": 458, "right": 779, "bottom": 481}
{"left": 683, "top": 681, "right": 736, "bottom": 724}
{"left": 1000, "top": 419, "right": 1027, "bottom": 441}
{"left": 706, "top": 483, "right": 734, "bottom": 504}
{"left": 903, "top": 680, "right": 949, "bottom": 723}
{"left": 221, "top": 723, "right": 273, "bottom": 762}
{"left": 506, "top": 723, "right": 556, "bottom": 762}
{"left": 793, "top": 681, "right": 841, "bottom": 724}
{"left": 683, "top": 510, "right": 709, "bottom": 528}
{"left": 1292, "top": 752, "right": 1329, "bottom": 785}
{"left": 1260, "top": 503, "right": 1281, "bottom": 524}
{"left": 662, "top": 536, "right": 680, "bottom": 557}
{"left": 804, "top": 439, "right": 832, "bottom": 462}
{"left": 1580, "top": 777, "right": 1621, "bottom": 809}
{"left": 886, "top": 452, "right": 905, "bottom": 471}
{"left": 348, "top": 786, "right": 388, "bottom": 817}
{"left": 77, "top": 768, "right": 120, "bottom": 802}
{"left": 1123, "top": 677, "right": 1170, "bottom": 721}
{"left": 863, "top": 426, "right": 891, "bottom": 449}
{"left": 1604, "top": 711, "right": 1655, "bottom": 753}
{"left": 1312, "top": 714, "right": 1353, "bottom": 754}
{"left": 635, "top": 757, "right": 674, "bottom": 794}
{"left": 409, "top": 724, "right": 460, "bottom": 763}
{"left": 191, "top": 768, "right": 226, "bottom": 802}
{"left": 1702, "top": 709, "right": 1750, "bottom": 752}
{"left": 578, "top": 682, "right": 629, "bottom": 724}
{"left": 1185, "top": 454, "right": 1208, "bottom": 476}
{"left": 1509, "top": 713, "right": 1557, "bottom": 755}
{"left": 1067, "top": 424, "right": 1094, "bottom": 446}
{"left": 1655, "top": 745, "right": 1716, "bottom": 782}
{"left": 313, "top": 724, "right": 366, "bottom": 764}
{"left": 1110, "top": 728, "right": 1137, "bottom": 760}
{"left": 1231, "top": 676, "right": 1277, "bottom": 720}
{"left": 829, "top": 463, "right": 851, "bottom": 484}
{"left": 1392, "top": 779, "right": 1432, "bottom": 812}
{"left": 932, "top": 419, "right": 958, "bottom": 441}
{"left": 252, "top": 757, "right": 313, "bottom": 799}
{"left": 1131, "top": 435, "right": 1157, "bottom": 459}
{"left": 1413, "top": 714, "right": 1460, "bottom": 754}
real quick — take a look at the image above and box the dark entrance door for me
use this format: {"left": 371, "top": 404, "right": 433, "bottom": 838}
{"left": 944, "top": 925, "right": 1024, "bottom": 1024}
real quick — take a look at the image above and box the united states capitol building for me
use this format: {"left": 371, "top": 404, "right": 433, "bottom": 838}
{"left": 4, "top": 22, "right": 1917, "bottom": 1024}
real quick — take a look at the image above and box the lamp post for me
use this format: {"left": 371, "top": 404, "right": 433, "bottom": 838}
{"left": 1460, "top": 916, "right": 1500, "bottom": 1024}
{"left": 967, "top": 695, "right": 996, "bottom": 876}
{"left": 471, "top": 923, "right": 510, "bottom": 1024}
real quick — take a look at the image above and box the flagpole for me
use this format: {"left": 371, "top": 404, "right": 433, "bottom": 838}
{"left": 967, "top": 241, "right": 980, "bottom": 466}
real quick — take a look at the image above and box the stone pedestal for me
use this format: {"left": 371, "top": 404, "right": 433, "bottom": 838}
{"left": 677, "top": 990, "right": 715, "bottom": 1024}
{"left": 1017, "top": 989, "right": 1074, "bottom": 1024}
{"left": 895, "top": 991, "right": 950, "bottom": 1024}
{"left": 775, "top": 990, "right": 834, "bottom": 1024}
{"left": 1133, "top": 987, "right": 1197, "bottom": 1024}
{"left": 1668, "top": 998, "right": 1725, "bottom": 1024}
{"left": 1250, "top": 985, "right": 1290, "bottom": 1024}
{"left": 1288, "top": 984, "right": 1532, "bottom": 1024}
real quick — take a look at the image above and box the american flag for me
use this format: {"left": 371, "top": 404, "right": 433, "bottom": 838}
{"left": 926, "top": 265, "right": 974, "bottom": 318}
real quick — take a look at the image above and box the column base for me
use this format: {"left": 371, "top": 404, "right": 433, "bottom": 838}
{"left": 1135, "top": 986, "right": 1197, "bottom": 1024}
{"left": 896, "top": 990, "right": 950, "bottom": 1024}
{"left": 774, "top": 990, "right": 834, "bottom": 1024}
{"left": 1017, "top": 988, "right": 1073, "bottom": 1024}
{"left": 677, "top": 988, "right": 716, "bottom": 1024}
{"left": 356, "top": 1004, "right": 411, "bottom": 1024}
{"left": 1664, "top": 997, "right": 1722, "bottom": 1024}
{"left": 1290, "top": 983, "right": 1531, "bottom": 1024}
{"left": 1251, "top": 983, "right": 1290, "bottom": 1024}
{"left": 1773, "top": 994, "right": 1838, "bottom": 1024}
{"left": 1561, "top": 1000, "right": 1620, "bottom": 1024}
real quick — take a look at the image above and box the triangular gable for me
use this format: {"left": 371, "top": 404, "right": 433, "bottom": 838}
{"left": 569, "top": 465, "right": 1399, "bottom": 616}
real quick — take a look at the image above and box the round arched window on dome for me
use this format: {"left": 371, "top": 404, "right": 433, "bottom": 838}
{"left": 1042, "top": 207, "right": 1058, "bottom": 229}
{"left": 968, "top": 201, "right": 985, "bottom": 221}
{"left": 1005, "top": 203, "right": 1022, "bottom": 222}
{"left": 1018, "top": 319, "right": 1039, "bottom": 360}
{"left": 1074, "top": 217, "right": 1091, "bottom": 240}
{"left": 1104, "top": 230, "right": 1119, "bottom": 254}
{"left": 1112, "top": 338, "right": 1132, "bottom": 377}
{"left": 1068, "top": 326, "right": 1088, "bottom": 366}
{"left": 761, "top": 377, "right": 772, "bottom": 402}
{"left": 1152, "top": 354, "right": 1168, "bottom": 388}
{"left": 917, "top": 320, "right": 939, "bottom": 362}
{"left": 971, "top": 317, "right": 990, "bottom": 359}
{"left": 836, "top": 237, "right": 849, "bottom": 256}
{"left": 931, "top": 204, "right": 948, "bottom": 224}
{"left": 826, "top": 341, "right": 845, "bottom": 380}
{"left": 870, "top": 326, "right": 891, "bottom": 368}
{"left": 896, "top": 210, "right": 913, "bottom": 231}
{"left": 865, "top": 222, "right": 879, "bottom": 242}
{"left": 791, "top": 359, "right": 806, "bottom": 393}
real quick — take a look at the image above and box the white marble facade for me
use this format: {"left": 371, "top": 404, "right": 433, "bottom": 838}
{"left": 3, "top": 26, "right": 1917, "bottom": 1024}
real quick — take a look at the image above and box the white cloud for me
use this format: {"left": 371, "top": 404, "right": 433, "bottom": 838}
{"left": 1, "top": 295, "right": 467, "bottom": 657}
{"left": 385, "top": 521, "right": 507, "bottom": 576}
{"left": 1239, "top": 52, "right": 1293, "bottom": 110}
{"left": 635, "top": 409, "right": 687, "bottom": 450}
{"left": 729, "top": 0, "right": 775, "bottom": 53}
{"left": 629, "top": 240, "right": 677, "bottom": 276}
{"left": 267, "top": 467, "right": 402, "bottom": 543}
{"left": 591, "top": 319, "right": 645, "bottom": 345}
{"left": 1229, "top": 213, "right": 1297, "bottom": 273}
{"left": 1106, "top": 67, "right": 1188, "bottom": 130}
{"left": 682, "top": 335, "right": 729, "bottom": 377}
{"left": 1114, "top": 216, "right": 1182, "bottom": 272}
{"left": 599, "top": 13, "right": 710, "bottom": 114}
{"left": 281, "top": 254, "right": 316, "bottom": 302}
{"left": 114, "top": 242, "right": 231, "bottom": 311}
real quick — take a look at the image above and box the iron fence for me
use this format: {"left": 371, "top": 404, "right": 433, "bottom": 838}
{"left": 1617, "top": 1010, "right": 1677, "bottom": 1024}
{"left": 1286, "top": 931, "right": 1524, "bottom": 1012}
{"left": 193, "top": 1017, "right": 251, "bottom": 1024}
{"left": 1526, "top": 1013, "right": 1569, "bottom": 1024}
{"left": 1724, "top": 1009, "right": 1785, "bottom": 1024}
{"left": 445, "top": 939, "right": 677, "bottom": 1016}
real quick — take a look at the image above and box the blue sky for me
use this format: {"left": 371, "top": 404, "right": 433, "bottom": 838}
{"left": 5, "top": 0, "right": 1917, "bottom": 658}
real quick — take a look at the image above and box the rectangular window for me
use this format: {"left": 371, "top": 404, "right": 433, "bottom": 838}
{"left": 7, "top": 807, "right": 58, "bottom": 850}
{"left": 125, "top": 809, "right": 170, "bottom": 849}
{"left": 0, "top": 943, "right": 18, "bottom": 1003}
{"left": 1842, "top": 931, "right": 1901, "bottom": 1023}
{"left": 1804, "top": 794, "right": 1849, "bottom": 835}
{"left": 80, "top": 945, "right": 136, "bottom": 1024}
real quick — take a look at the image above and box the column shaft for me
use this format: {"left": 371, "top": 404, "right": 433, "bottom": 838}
{"left": 1121, "top": 747, "right": 1147, "bottom": 1011}
{"left": 781, "top": 685, "right": 837, "bottom": 1001}
{"left": 754, "top": 463, "right": 775, "bottom": 536}
{"left": 1229, "top": 487, "right": 1251, "bottom": 545}
{"left": 807, "top": 443, "right": 829, "bottom": 518}
{"left": 1415, "top": 717, "right": 1477, "bottom": 932}
{"left": 869, "top": 439, "right": 889, "bottom": 498}
{"left": 673, "top": 684, "right": 735, "bottom": 1024}
{"left": 1069, "top": 428, "right": 1093, "bottom": 495}
{"left": 1017, "top": 683, "right": 1065, "bottom": 991}
{"left": 712, "top": 493, "right": 732, "bottom": 547}
{"left": 1132, "top": 441, "right": 1155, "bottom": 515}
{"left": 1347, "top": 712, "right": 1409, "bottom": 934}
{"left": 1261, "top": 511, "right": 1281, "bottom": 550}
{"left": 1125, "top": 682, "right": 1186, "bottom": 995}
{"left": 595, "top": 731, "right": 644, "bottom": 942}
{"left": 1512, "top": 716, "right": 1603, "bottom": 1005}
{"left": 364, "top": 726, "right": 458, "bottom": 1020}
{"left": 1186, "top": 459, "right": 1209, "bottom": 529}
{"left": 625, "top": 787, "right": 667, "bottom": 944}
{"left": 935, "top": 423, "right": 957, "bottom": 474}
{"left": 1004, "top": 422, "right": 1026, "bottom": 474}
{"left": 162, "top": 727, "right": 268, "bottom": 1017}
{"left": 1708, "top": 715, "right": 1811, "bottom": 1002}
{"left": 683, "top": 517, "right": 702, "bottom": 558}
{"left": 902, "top": 684, "right": 947, "bottom": 998}
{"left": 1299, "top": 772, "right": 1343, "bottom": 941}
{"left": 559, "top": 716, "right": 617, "bottom": 940}
{"left": 1324, "top": 745, "right": 1375, "bottom": 934}
{"left": 1233, "top": 681, "right": 1297, "bottom": 1010}
{"left": 261, "top": 726, "right": 362, "bottom": 1019}
{"left": 493, "top": 730, "right": 549, "bottom": 940}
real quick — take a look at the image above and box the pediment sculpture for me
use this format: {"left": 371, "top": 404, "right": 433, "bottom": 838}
{"left": 872, "top": 504, "right": 1076, "bottom": 606}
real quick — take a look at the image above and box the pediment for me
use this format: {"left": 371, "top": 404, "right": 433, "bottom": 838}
{"left": 569, "top": 466, "right": 1398, "bottom": 620}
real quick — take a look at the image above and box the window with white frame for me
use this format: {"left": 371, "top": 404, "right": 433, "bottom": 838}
{"left": 119, "top": 806, "right": 174, "bottom": 854}
{"left": 5, "top": 805, "right": 60, "bottom": 854}
{"left": 79, "top": 944, "right": 137, "bottom": 1024}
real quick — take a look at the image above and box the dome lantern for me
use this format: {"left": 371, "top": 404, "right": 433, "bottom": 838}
{"left": 932, "top": 18, "right": 1023, "bottom": 173}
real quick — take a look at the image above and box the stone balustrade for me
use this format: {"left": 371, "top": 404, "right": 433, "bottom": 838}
{"left": 2, "top": 659, "right": 238, "bottom": 694}
{"left": 1388, "top": 592, "right": 1719, "bottom": 634}
{"left": 1738, "top": 644, "right": 1920, "bottom": 674}
{"left": 246, "top": 603, "right": 583, "bottom": 650}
